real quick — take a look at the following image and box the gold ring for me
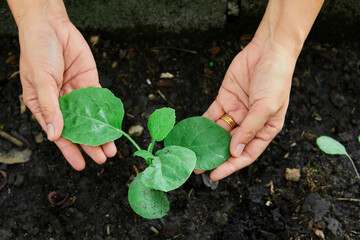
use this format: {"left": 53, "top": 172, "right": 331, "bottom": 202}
{"left": 220, "top": 115, "right": 237, "bottom": 129}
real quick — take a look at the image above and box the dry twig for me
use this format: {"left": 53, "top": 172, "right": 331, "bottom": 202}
{"left": 157, "top": 90, "right": 176, "bottom": 108}
{"left": 0, "top": 130, "right": 24, "bottom": 147}
{"left": 336, "top": 198, "right": 360, "bottom": 202}
{"left": 152, "top": 46, "right": 197, "bottom": 54}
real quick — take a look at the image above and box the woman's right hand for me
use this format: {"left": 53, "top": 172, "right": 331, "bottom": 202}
{"left": 195, "top": 0, "right": 324, "bottom": 180}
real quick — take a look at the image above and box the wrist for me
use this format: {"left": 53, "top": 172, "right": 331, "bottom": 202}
{"left": 7, "top": 0, "right": 68, "bottom": 28}
{"left": 252, "top": 18, "right": 304, "bottom": 62}
{"left": 252, "top": 0, "right": 324, "bottom": 61}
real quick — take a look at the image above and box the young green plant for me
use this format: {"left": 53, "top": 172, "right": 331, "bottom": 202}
{"left": 316, "top": 135, "right": 360, "bottom": 179}
{"left": 59, "top": 87, "right": 231, "bottom": 219}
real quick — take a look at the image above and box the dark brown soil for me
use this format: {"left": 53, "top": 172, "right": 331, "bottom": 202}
{"left": 0, "top": 31, "right": 359, "bottom": 239}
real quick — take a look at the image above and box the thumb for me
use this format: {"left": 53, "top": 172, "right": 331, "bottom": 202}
{"left": 36, "top": 82, "right": 64, "bottom": 141}
{"left": 230, "top": 101, "right": 275, "bottom": 157}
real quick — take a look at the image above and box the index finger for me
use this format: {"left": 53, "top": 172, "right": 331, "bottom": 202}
{"left": 210, "top": 123, "right": 278, "bottom": 181}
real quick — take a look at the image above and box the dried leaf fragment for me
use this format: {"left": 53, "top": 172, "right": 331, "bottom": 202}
{"left": 90, "top": 36, "right": 99, "bottom": 46}
{"left": 160, "top": 72, "right": 174, "bottom": 79}
{"left": 314, "top": 229, "right": 325, "bottom": 239}
{"left": 0, "top": 149, "right": 32, "bottom": 164}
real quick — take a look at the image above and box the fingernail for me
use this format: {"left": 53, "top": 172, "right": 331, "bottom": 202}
{"left": 234, "top": 144, "right": 245, "bottom": 157}
{"left": 46, "top": 124, "right": 54, "bottom": 140}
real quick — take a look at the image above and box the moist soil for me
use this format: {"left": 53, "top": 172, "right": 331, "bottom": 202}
{"left": 0, "top": 31, "right": 359, "bottom": 239}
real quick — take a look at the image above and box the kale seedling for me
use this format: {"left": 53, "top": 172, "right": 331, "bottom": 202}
{"left": 316, "top": 135, "right": 360, "bottom": 179}
{"left": 59, "top": 87, "right": 231, "bottom": 219}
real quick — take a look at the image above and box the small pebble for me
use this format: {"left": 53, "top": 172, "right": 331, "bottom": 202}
{"left": 14, "top": 174, "right": 24, "bottom": 186}
{"left": 285, "top": 168, "right": 301, "bottom": 182}
{"left": 148, "top": 94, "right": 156, "bottom": 101}
{"left": 201, "top": 172, "right": 219, "bottom": 190}
{"left": 34, "top": 132, "right": 43, "bottom": 143}
{"left": 326, "top": 217, "right": 341, "bottom": 235}
{"left": 128, "top": 125, "right": 144, "bottom": 137}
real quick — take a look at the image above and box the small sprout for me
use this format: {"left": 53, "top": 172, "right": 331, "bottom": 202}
{"left": 209, "top": 61, "right": 214, "bottom": 67}
{"left": 0, "top": 125, "right": 4, "bottom": 130}
{"left": 59, "top": 87, "right": 231, "bottom": 219}
{"left": 312, "top": 169, "right": 318, "bottom": 173}
{"left": 14, "top": 120, "right": 19, "bottom": 124}
{"left": 316, "top": 136, "right": 360, "bottom": 179}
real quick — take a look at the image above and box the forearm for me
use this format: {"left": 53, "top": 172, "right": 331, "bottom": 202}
{"left": 7, "top": 0, "right": 67, "bottom": 27}
{"left": 254, "top": 0, "right": 324, "bottom": 59}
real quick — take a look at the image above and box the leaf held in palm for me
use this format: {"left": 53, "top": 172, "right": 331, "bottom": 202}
{"left": 59, "top": 87, "right": 124, "bottom": 146}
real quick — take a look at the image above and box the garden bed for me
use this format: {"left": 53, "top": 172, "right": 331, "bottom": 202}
{"left": 0, "top": 31, "right": 359, "bottom": 239}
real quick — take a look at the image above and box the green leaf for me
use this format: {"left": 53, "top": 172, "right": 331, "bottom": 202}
{"left": 134, "top": 150, "right": 159, "bottom": 166}
{"left": 141, "top": 146, "right": 196, "bottom": 192}
{"left": 148, "top": 108, "right": 175, "bottom": 141}
{"left": 134, "top": 150, "right": 158, "bottom": 161}
{"left": 316, "top": 136, "right": 347, "bottom": 155}
{"left": 128, "top": 173, "right": 169, "bottom": 219}
{"left": 59, "top": 87, "right": 124, "bottom": 146}
{"left": 164, "top": 116, "right": 231, "bottom": 170}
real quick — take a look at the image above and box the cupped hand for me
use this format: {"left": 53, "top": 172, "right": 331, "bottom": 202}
{"left": 196, "top": 39, "right": 297, "bottom": 180}
{"left": 17, "top": 8, "right": 116, "bottom": 170}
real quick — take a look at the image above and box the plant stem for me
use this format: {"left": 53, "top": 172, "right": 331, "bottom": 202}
{"left": 119, "top": 130, "right": 141, "bottom": 151}
{"left": 147, "top": 139, "right": 156, "bottom": 154}
{"left": 118, "top": 130, "right": 153, "bottom": 166}
{"left": 346, "top": 154, "right": 360, "bottom": 179}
